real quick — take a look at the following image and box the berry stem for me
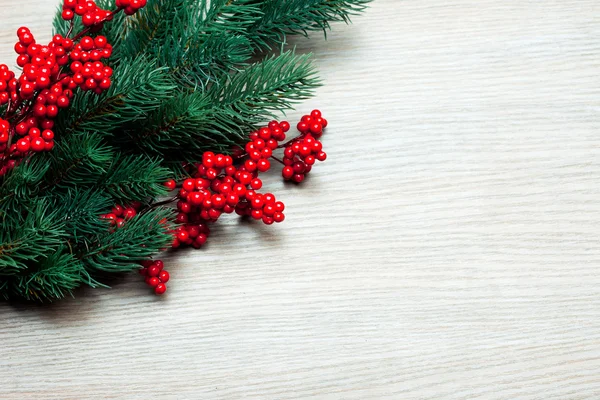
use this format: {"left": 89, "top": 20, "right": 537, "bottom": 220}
{"left": 65, "top": 19, "right": 75, "bottom": 39}
{"left": 71, "top": 9, "right": 122, "bottom": 42}
{"left": 144, "top": 196, "right": 178, "bottom": 211}
{"left": 277, "top": 134, "right": 306, "bottom": 149}
{"left": 270, "top": 155, "right": 285, "bottom": 165}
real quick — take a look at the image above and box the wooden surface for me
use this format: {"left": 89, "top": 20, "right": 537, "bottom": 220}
{"left": 2, "top": 1, "right": 600, "bottom": 398}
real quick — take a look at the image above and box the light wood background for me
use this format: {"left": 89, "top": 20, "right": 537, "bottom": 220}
{"left": 2, "top": 0, "right": 600, "bottom": 398}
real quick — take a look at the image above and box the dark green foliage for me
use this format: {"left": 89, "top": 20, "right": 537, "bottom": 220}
{"left": 250, "top": 0, "right": 371, "bottom": 49}
{"left": 1, "top": 0, "right": 369, "bottom": 301}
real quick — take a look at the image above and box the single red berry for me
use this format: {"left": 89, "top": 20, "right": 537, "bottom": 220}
{"left": 250, "top": 178, "right": 262, "bottom": 190}
{"left": 188, "top": 192, "right": 204, "bottom": 205}
{"left": 159, "top": 270, "right": 170, "bottom": 283}
{"left": 195, "top": 233, "right": 208, "bottom": 246}
{"left": 251, "top": 209, "right": 263, "bottom": 220}
{"left": 112, "top": 205, "right": 124, "bottom": 216}
{"left": 123, "top": 208, "right": 137, "bottom": 219}
{"left": 293, "top": 173, "right": 305, "bottom": 183}
{"left": 282, "top": 166, "right": 294, "bottom": 179}
{"left": 297, "top": 121, "right": 309, "bottom": 133}
{"left": 177, "top": 230, "right": 189, "bottom": 242}
{"left": 257, "top": 159, "right": 270, "bottom": 172}
{"left": 316, "top": 152, "right": 327, "bottom": 161}
{"left": 30, "top": 137, "right": 45, "bottom": 152}
{"left": 280, "top": 121, "right": 290, "bottom": 132}
{"left": 147, "top": 265, "right": 160, "bottom": 277}
{"left": 182, "top": 178, "right": 195, "bottom": 191}
{"left": 164, "top": 179, "right": 176, "bottom": 190}
{"left": 253, "top": 138, "right": 266, "bottom": 149}
{"left": 154, "top": 283, "right": 167, "bottom": 295}
{"left": 16, "top": 138, "right": 30, "bottom": 152}
{"left": 147, "top": 277, "right": 160, "bottom": 288}
{"left": 309, "top": 123, "right": 322, "bottom": 135}
{"left": 273, "top": 212, "right": 285, "bottom": 223}
{"left": 274, "top": 201, "right": 285, "bottom": 212}
{"left": 251, "top": 196, "right": 264, "bottom": 209}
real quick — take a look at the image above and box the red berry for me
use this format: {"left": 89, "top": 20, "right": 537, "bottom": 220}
{"left": 251, "top": 196, "right": 264, "bottom": 209}
{"left": 147, "top": 265, "right": 160, "bottom": 277}
{"left": 195, "top": 233, "right": 208, "bottom": 246}
{"left": 16, "top": 138, "right": 30, "bottom": 152}
{"left": 309, "top": 123, "right": 322, "bottom": 134}
{"left": 297, "top": 122, "right": 309, "bottom": 133}
{"left": 177, "top": 230, "right": 189, "bottom": 242}
{"left": 250, "top": 178, "right": 262, "bottom": 190}
{"left": 251, "top": 209, "right": 263, "bottom": 219}
{"left": 154, "top": 283, "right": 167, "bottom": 295}
{"left": 273, "top": 212, "right": 285, "bottom": 223}
{"left": 257, "top": 159, "right": 270, "bottom": 172}
{"left": 30, "top": 137, "right": 45, "bottom": 152}
{"left": 293, "top": 173, "right": 305, "bottom": 183}
{"left": 274, "top": 201, "right": 285, "bottom": 212}
{"left": 159, "top": 270, "right": 170, "bottom": 283}
{"left": 164, "top": 179, "right": 176, "bottom": 190}
{"left": 182, "top": 178, "right": 195, "bottom": 191}
{"left": 316, "top": 152, "right": 327, "bottom": 161}
{"left": 188, "top": 191, "right": 204, "bottom": 205}
{"left": 282, "top": 166, "right": 294, "bottom": 179}
{"left": 147, "top": 277, "right": 160, "bottom": 288}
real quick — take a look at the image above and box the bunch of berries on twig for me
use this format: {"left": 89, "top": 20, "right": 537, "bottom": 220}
{"left": 0, "top": 0, "right": 146, "bottom": 177}
{"left": 100, "top": 111, "right": 328, "bottom": 296}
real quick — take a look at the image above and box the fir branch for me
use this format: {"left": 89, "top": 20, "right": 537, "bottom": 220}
{"left": 0, "top": 202, "right": 65, "bottom": 275}
{"left": 250, "top": 0, "right": 371, "bottom": 49}
{"left": 210, "top": 50, "right": 320, "bottom": 125}
{"left": 44, "top": 132, "right": 113, "bottom": 189}
{"left": 54, "top": 189, "right": 114, "bottom": 242}
{"left": 0, "top": 250, "right": 85, "bottom": 301}
{"left": 116, "top": 51, "right": 319, "bottom": 159}
{"left": 56, "top": 57, "right": 175, "bottom": 136}
{"left": 101, "top": 155, "right": 171, "bottom": 201}
{"left": 0, "top": 156, "right": 50, "bottom": 221}
{"left": 81, "top": 208, "right": 174, "bottom": 273}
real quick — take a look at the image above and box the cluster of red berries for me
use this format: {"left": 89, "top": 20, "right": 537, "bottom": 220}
{"left": 244, "top": 121, "right": 289, "bottom": 173}
{"left": 139, "top": 260, "right": 170, "bottom": 296}
{"left": 282, "top": 110, "right": 327, "bottom": 182}
{"left": 100, "top": 202, "right": 142, "bottom": 230}
{"left": 13, "top": 28, "right": 60, "bottom": 97}
{"left": 100, "top": 111, "right": 327, "bottom": 296}
{"left": 115, "top": 0, "right": 148, "bottom": 15}
{"left": 297, "top": 109, "right": 328, "bottom": 138}
{"left": 281, "top": 136, "right": 327, "bottom": 183}
{"left": 167, "top": 140, "right": 288, "bottom": 249}
{"left": 0, "top": 1, "right": 146, "bottom": 177}
{"left": 61, "top": 0, "right": 114, "bottom": 27}
{"left": 0, "top": 65, "right": 16, "bottom": 106}
{"left": 69, "top": 42, "right": 113, "bottom": 93}
{"left": 167, "top": 113, "right": 327, "bottom": 249}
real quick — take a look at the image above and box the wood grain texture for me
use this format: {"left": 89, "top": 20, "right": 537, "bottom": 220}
{"left": 2, "top": 0, "right": 600, "bottom": 398}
